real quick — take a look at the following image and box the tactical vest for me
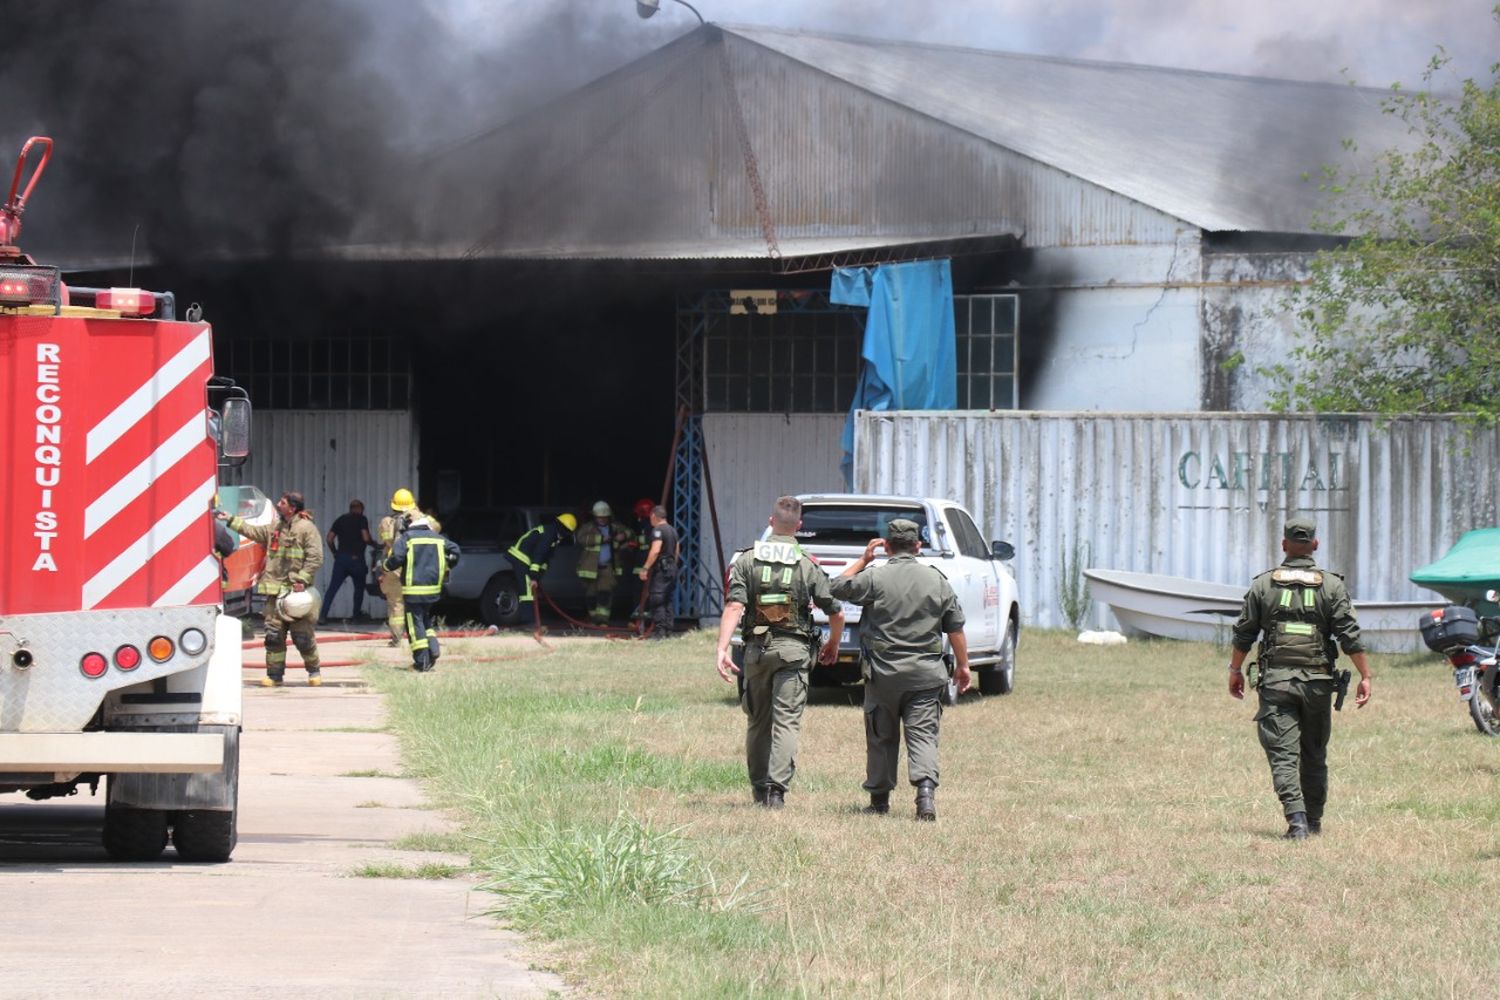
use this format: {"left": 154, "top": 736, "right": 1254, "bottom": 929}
{"left": 745, "top": 539, "right": 811, "bottom": 641}
{"left": 1263, "top": 567, "right": 1332, "bottom": 672}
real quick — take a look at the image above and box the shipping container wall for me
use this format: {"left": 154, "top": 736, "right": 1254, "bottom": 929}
{"left": 855, "top": 411, "right": 1500, "bottom": 631}
{"left": 221, "top": 410, "right": 418, "bottom": 619}
{"left": 702, "top": 414, "right": 847, "bottom": 578}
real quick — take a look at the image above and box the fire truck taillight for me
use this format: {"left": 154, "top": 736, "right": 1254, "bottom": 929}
{"left": 0, "top": 270, "right": 44, "bottom": 304}
{"left": 148, "top": 636, "right": 175, "bottom": 662}
{"left": 179, "top": 628, "right": 207, "bottom": 656}
{"left": 94, "top": 287, "right": 155, "bottom": 315}
{"left": 114, "top": 645, "right": 142, "bottom": 671}
{"left": 80, "top": 653, "right": 108, "bottom": 678}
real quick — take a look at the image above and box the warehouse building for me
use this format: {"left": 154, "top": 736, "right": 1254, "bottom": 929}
{"left": 83, "top": 24, "right": 1419, "bottom": 618}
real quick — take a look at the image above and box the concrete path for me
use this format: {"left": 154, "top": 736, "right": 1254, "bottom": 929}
{"left": 0, "top": 662, "right": 564, "bottom": 1000}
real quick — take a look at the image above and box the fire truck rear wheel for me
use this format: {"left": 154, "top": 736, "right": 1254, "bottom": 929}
{"left": 172, "top": 808, "right": 238, "bottom": 862}
{"left": 102, "top": 803, "right": 169, "bottom": 861}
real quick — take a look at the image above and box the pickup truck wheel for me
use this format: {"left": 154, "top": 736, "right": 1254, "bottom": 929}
{"left": 978, "top": 629, "right": 1016, "bottom": 696}
{"left": 173, "top": 808, "right": 238, "bottom": 862}
{"left": 479, "top": 574, "right": 525, "bottom": 627}
{"left": 103, "top": 803, "right": 169, "bottom": 861}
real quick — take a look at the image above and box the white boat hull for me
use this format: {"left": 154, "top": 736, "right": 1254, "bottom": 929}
{"left": 1083, "top": 568, "right": 1431, "bottom": 653}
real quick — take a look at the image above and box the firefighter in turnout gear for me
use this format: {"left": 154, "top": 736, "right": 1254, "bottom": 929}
{"left": 716, "top": 496, "right": 844, "bottom": 808}
{"left": 575, "top": 501, "right": 631, "bottom": 625}
{"left": 375, "top": 489, "right": 417, "bottom": 646}
{"left": 506, "top": 513, "right": 577, "bottom": 610}
{"left": 384, "top": 514, "right": 460, "bottom": 672}
{"left": 221, "top": 490, "right": 324, "bottom": 687}
{"left": 1229, "top": 516, "right": 1373, "bottom": 839}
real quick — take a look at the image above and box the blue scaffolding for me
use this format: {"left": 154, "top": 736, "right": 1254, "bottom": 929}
{"left": 671, "top": 289, "right": 865, "bottom": 619}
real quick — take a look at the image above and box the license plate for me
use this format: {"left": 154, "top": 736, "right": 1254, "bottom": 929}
{"left": 1455, "top": 666, "right": 1477, "bottom": 701}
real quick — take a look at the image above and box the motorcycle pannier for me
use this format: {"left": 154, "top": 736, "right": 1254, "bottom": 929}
{"left": 1419, "top": 605, "right": 1480, "bottom": 652}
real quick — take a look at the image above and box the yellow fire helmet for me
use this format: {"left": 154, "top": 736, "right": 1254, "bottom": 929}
{"left": 391, "top": 488, "right": 416, "bottom": 512}
{"left": 557, "top": 512, "right": 579, "bottom": 532}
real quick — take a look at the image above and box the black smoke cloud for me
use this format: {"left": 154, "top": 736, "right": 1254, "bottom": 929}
{"left": 0, "top": 0, "right": 663, "bottom": 267}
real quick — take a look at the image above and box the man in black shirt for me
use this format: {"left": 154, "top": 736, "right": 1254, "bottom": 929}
{"left": 320, "top": 499, "right": 372, "bottom": 624}
{"left": 637, "top": 506, "right": 679, "bottom": 639}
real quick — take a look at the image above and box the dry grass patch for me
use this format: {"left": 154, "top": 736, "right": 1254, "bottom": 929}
{"left": 368, "top": 626, "right": 1499, "bottom": 997}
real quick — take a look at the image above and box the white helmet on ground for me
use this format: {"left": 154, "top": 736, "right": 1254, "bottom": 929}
{"left": 592, "top": 501, "right": 611, "bottom": 517}
{"left": 278, "top": 588, "right": 320, "bottom": 621}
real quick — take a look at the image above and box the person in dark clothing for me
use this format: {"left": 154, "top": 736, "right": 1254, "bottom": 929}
{"left": 637, "top": 506, "right": 679, "bottom": 639}
{"left": 505, "top": 513, "right": 577, "bottom": 613}
{"left": 320, "top": 499, "right": 372, "bottom": 624}
{"left": 384, "top": 514, "right": 460, "bottom": 671}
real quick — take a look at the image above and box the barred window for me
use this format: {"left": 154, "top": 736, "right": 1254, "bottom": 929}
{"left": 217, "top": 337, "right": 412, "bottom": 411}
{"left": 702, "top": 304, "right": 863, "bottom": 414}
{"left": 954, "top": 294, "right": 1019, "bottom": 410}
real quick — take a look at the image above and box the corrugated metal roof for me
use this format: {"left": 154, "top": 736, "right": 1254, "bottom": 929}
{"left": 727, "top": 24, "right": 1416, "bottom": 234}
{"left": 371, "top": 24, "right": 1420, "bottom": 264}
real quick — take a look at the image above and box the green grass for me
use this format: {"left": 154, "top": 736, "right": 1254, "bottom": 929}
{"left": 350, "top": 861, "right": 468, "bottom": 879}
{"left": 338, "top": 768, "right": 402, "bottom": 778}
{"left": 366, "top": 629, "right": 1500, "bottom": 998}
{"left": 390, "top": 830, "right": 473, "bottom": 853}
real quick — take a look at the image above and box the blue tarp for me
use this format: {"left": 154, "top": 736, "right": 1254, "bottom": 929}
{"left": 832, "top": 259, "right": 957, "bottom": 485}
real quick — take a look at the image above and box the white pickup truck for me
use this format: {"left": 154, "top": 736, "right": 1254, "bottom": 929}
{"left": 735, "top": 494, "right": 1021, "bottom": 696}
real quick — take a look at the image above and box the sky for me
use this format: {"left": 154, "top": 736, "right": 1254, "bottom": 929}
{"left": 428, "top": 0, "right": 1499, "bottom": 93}
{"left": 396, "top": 0, "right": 1500, "bottom": 153}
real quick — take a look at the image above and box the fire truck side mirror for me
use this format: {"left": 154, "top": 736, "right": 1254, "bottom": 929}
{"left": 220, "top": 397, "right": 252, "bottom": 460}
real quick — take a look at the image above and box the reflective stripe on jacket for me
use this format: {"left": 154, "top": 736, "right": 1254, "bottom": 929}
{"left": 386, "top": 527, "right": 461, "bottom": 600}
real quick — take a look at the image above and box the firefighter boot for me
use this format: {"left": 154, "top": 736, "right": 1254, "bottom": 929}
{"left": 915, "top": 780, "right": 937, "bottom": 821}
{"left": 1283, "top": 812, "right": 1310, "bottom": 840}
{"left": 308, "top": 671, "right": 322, "bottom": 687}
{"left": 261, "top": 672, "right": 283, "bottom": 688}
{"left": 764, "top": 786, "right": 785, "bottom": 810}
{"left": 863, "top": 791, "right": 891, "bottom": 815}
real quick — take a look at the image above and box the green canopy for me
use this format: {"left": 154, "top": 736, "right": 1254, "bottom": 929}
{"left": 1410, "top": 528, "right": 1500, "bottom": 603}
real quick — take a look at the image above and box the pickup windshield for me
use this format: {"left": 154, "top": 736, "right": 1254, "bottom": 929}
{"left": 792, "top": 505, "right": 931, "bottom": 547}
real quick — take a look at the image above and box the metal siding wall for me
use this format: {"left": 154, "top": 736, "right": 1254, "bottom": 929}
{"left": 221, "top": 410, "right": 418, "bottom": 618}
{"left": 856, "top": 412, "right": 1500, "bottom": 630}
{"left": 701, "top": 414, "right": 848, "bottom": 580}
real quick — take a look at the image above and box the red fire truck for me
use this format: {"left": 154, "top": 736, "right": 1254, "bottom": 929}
{"left": 0, "top": 137, "right": 248, "bottom": 861}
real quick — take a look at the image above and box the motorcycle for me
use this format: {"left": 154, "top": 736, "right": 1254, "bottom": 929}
{"left": 1419, "top": 591, "right": 1500, "bottom": 736}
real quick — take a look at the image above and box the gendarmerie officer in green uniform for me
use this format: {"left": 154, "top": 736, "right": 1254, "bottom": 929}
{"left": 1229, "top": 515, "right": 1373, "bottom": 839}
{"left": 830, "top": 519, "right": 970, "bottom": 821}
{"left": 715, "top": 496, "right": 845, "bottom": 809}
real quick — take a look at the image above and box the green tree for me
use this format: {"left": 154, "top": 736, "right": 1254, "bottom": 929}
{"left": 1267, "top": 19, "right": 1500, "bottom": 420}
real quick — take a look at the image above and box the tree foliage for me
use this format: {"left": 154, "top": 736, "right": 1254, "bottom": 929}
{"left": 1268, "top": 14, "right": 1500, "bottom": 421}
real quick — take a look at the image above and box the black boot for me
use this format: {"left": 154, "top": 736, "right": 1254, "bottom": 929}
{"left": 915, "top": 780, "right": 936, "bottom": 821}
{"left": 1307, "top": 816, "right": 1322, "bottom": 835}
{"left": 862, "top": 791, "right": 890, "bottom": 815}
{"left": 1283, "top": 812, "right": 1310, "bottom": 840}
{"left": 764, "top": 786, "right": 785, "bottom": 810}
{"left": 752, "top": 786, "right": 767, "bottom": 806}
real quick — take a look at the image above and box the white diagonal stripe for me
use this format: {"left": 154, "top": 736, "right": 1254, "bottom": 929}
{"left": 86, "top": 330, "right": 211, "bottom": 463}
{"left": 153, "top": 556, "right": 221, "bottom": 608}
{"left": 85, "top": 413, "right": 208, "bottom": 538}
{"left": 83, "top": 477, "right": 217, "bottom": 610}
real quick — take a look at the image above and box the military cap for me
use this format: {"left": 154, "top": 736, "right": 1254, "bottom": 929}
{"left": 1283, "top": 516, "right": 1317, "bottom": 542}
{"left": 885, "top": 519, "right": 922, "bottom": 544}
